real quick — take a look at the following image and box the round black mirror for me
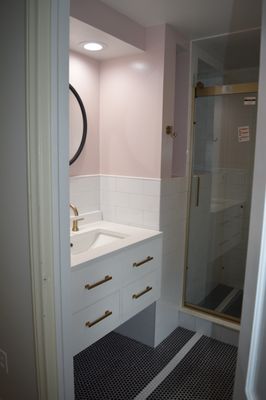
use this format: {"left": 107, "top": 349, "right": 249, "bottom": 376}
{"left": 69, "top": 84, "right": 87, "bottom": 165}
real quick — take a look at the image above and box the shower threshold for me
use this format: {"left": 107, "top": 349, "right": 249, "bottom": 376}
{"left": 181, "top": 303, "right": 241, "bottom": 331}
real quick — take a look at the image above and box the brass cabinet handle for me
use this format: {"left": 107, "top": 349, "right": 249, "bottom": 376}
{"left": 132, "top": 286, "right": 152, "bottom": 299}
{"left": 133, "top": 256, "right": 153, "bottom": 268}
{"left": 85, "top": 310, "right": 112, "bottom": 328}
{"left": 84, "top": 275, "right": 112, "bottom": 290}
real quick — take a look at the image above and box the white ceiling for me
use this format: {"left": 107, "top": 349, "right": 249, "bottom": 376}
{"left": 70, "top": 17, "right": 143, "bottom": 60}
{"left": 70, "top": 1, "right": 262, "bottom": 64}
{"left": 100, "top": 0, "right": 262, "bottom": 39}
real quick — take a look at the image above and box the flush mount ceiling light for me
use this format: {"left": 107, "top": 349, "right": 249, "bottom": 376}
{"left": 82, "top": 42, "right": 106, "bottom": 51}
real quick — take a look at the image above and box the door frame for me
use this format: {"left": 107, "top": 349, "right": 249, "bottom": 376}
{"left": 234, "top": 1, "right": 266, "bottom": 398}
{"left": 246, "top": 201, "right": 266, "bottom": 398}
{"left": 26, "top": 0, "right": 72, "bottom": 398}
{"left": 195, "top": 82, "right": 258, "bottom": 97}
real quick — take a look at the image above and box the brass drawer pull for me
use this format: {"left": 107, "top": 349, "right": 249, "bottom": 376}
{"left": 133, "top": 256, "right": 153, "bottom": 268}
{"left": 132, "top": 286, "right": 152, "bottom": 299}
{"left": 84, "top": 275, "right": 112, "bottom": 290}
{"left": 85, "top": 310, "right": 112, "bottom": 328}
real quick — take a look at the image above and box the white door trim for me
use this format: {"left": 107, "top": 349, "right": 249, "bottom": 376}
{"left": 246, "top": 197, "right": 266, "bottom": 399}
{"left": 26, "top": 0, "right": 72, "bottom": 399}
{"left": 234, "top": 1, "right": 266, "bottom": 398}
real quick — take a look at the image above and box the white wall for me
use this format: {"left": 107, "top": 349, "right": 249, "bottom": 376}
{"left": 0, "top": 1, "right": 38, "bottom": 399}
{"left": 233, "top": 1, "right": 265, "bottom": 398}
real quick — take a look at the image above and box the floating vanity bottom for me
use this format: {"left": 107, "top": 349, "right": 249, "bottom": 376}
{"left": 70, "top": 221, "right": 162, "bottom": 355}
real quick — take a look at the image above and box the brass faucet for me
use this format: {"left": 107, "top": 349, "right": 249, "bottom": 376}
{"left": 70, "top": 203, "right": 83, "bottom": 232}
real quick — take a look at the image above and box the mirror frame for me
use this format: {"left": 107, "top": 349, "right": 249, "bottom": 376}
{"left": 69, "top": 83, "right": 87, "bottom": 165}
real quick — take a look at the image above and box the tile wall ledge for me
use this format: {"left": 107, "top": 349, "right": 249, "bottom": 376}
{"left": 70, "top": 174, "right": 190, "bottom": 182}
{"left": 70, "top": 174, "right": 100, "bottom": 179}
{"left": 101, "top": 174, "right": 161, "bottom": 181}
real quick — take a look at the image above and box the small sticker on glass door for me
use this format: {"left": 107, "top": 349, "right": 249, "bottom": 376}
{"left": 238, "top": 126, "right": 250, "bottom": 142}
{"left": 244, "top": 96, "right": 256, "bottom": 105}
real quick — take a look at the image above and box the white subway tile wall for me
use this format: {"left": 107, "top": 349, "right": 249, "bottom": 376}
{"left": 100, "top": 175, "right": 161, "bottom": 230}
{"left": 160, "top": 177, "right": 189, "bottom": 306}
{"left": 70, "top": 175, "right": 100, "bottom": 214}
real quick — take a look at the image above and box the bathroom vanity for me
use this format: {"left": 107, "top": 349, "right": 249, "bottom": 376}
{"left": 70, "top": 221, "right": 162, "bottom": 355}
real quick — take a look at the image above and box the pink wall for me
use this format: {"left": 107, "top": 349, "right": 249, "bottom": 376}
{"left": 161, "top": 26, "right": 189, "bottom": 178}
{"left": 99, "top": 25, "right": 165, "bottom": 178}
{"left": 69, "top": 51, "right": 100, "bottom": 176}
{"left": 172, "top": 50, "right": 190, "bottom": 177}
{"left": 69, "top": 20, "right": 189, "bottom": 179}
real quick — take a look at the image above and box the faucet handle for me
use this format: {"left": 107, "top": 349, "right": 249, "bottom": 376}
{"left": 73, "top": 217, "right": 84, "bottom": 222}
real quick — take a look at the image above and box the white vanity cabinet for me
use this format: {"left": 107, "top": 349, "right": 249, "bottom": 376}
{"left": 71, "top": 252, "right": 123, "bottom": 313}
{"left": 72, "top": 291, "right": 120, "bottom": 355}
{"left": 71, "top": 235, "right": 162, "bottom": 355}
{"left": 121, "top": 270, "right": 160, "bottom": 322}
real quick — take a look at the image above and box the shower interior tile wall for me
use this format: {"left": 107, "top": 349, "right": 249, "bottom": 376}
{"left": 211, "top": 168, "right": 251, "bottom": 202}
{"left": 186, "top": 167, "right": 251, "bottom": 304}
{"left": 210, "top": 168, "right": 251, "bottom": 290}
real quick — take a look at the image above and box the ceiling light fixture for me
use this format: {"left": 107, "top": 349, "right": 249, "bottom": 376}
{"left": 82, "top": 42, "right": 105, "bottom": 51}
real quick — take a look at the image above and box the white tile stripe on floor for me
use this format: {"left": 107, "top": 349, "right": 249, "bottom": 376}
{"left": 214, "top": 288, "right": 240, "bottom": 313}
{"left": 134, "top": 332, "right": 203, "bottom": 400}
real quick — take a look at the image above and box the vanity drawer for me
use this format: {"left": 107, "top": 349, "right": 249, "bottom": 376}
{"left": 72, "top": 291, "right": 120, "bottom": 355}
{"left": 121, "top": 270, "right": 161, "bottom": 322}
{"left": 71, "top": 255, "right": 122, "bottom": 313}
{"left": 122, "top": 237, "right": 162, "bottom": 283}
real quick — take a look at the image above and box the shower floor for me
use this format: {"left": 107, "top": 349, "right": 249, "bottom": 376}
{"left": 223, "top": 290, "right": 243, "bottom": 318}
{"left": 74, "top": 327, "right": 237, "bottom": 399}
{"left": 198, "top": 284, "right": 243, "bottom": 319}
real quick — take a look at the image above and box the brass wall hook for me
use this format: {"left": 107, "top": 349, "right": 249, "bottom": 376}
{"left": 166, "top": 125, "right": 177, "bottom": 138}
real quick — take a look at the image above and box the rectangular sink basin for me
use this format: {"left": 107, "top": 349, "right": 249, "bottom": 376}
{"left": 70, "top": 220, "right": 162, "bottom": 267}
{"left": 71, "top": 229, "right": 127, "bottom": 255}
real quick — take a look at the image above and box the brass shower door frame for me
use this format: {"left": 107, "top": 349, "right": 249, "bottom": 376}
{"left": 182, "top": 82, "right": 258, "bottom": 325}
{"left": 195, "top": 82, "right": 258, "bottom": 97}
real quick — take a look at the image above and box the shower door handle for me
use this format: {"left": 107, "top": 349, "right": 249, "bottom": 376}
{"left": 195, "top": 176, "right": 200, "bottom": 207}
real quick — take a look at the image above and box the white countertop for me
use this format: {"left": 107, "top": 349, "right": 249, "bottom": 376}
{"left": 70, "top": 220, "right": 162, "bottom": 267}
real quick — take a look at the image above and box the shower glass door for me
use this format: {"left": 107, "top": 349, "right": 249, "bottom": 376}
{"left": 184, "top": 83, "right": 257, "bottom": 323}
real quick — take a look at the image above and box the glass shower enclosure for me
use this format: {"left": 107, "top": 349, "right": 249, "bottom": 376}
{"left": 184, "top": 82, "right": 258, "bottom": 323}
